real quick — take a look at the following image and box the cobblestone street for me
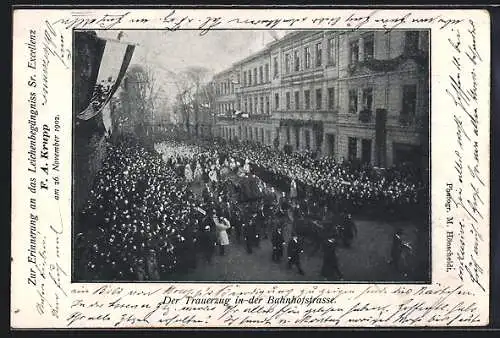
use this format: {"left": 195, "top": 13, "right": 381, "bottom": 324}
{"left": 172, "top": 215, "right": 429, "bottom": 283}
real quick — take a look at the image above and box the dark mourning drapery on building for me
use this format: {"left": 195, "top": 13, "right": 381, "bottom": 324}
{"left": 73, "top": 31, "right": 135, "bottom": 218}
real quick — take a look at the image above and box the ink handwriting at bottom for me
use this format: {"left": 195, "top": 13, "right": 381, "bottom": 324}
{"left": 157, "top": 307, "right": 207, "bottom": 326}
{"left": 113, "top": 313, "right": 151, "bottom": 327}
{"left": 66, "top": 312, "right": 112, "bottom": 327}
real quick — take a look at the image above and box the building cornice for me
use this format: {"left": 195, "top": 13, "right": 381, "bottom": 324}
{"left": 233, "top": 47, "right": 272, "bottom": 67}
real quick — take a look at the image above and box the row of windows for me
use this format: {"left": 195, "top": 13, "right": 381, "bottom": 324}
{"left": 243, "top": 33, "right": 371, "bottom": 80}
{"left": 219, "top": 84, "right": 417, "bottom": 116}
{"left": 284, "top": 127, "right": 315, "bottom": 150}
{"left": 277, "top": 84, "right": 416, "bottom": 115}
{"left": 216, "top": 33, "right": 421, "bottom": 99}
{"left": 281, "top": 87, "right": 335, "bottom": 111}
{"left": 221, "top": 126, "right": 272, "bottom": 144}
{"left": 215, "top": 80, "right": 234, "bottom": 96}
{"left": 225, "top": 31, "right": 422, "bottom": 90}
{"left": 242, "top": 64, "right": 270, "bottom": 87}
{"left": 238, "top": 87, "right": 335, "bottom": 114}
{"left": 348, "top": 88, "right": 373, "bottom": 114}
{"left": 220, "top": 127, "right": 371, "bottom": 163}
{"left": 239, "top": 36, "right": 338, "bottom": 87}
{"left": 347, "top": 84, "right": 417, "bottom": 115}
{"left": 220, "top": 128, "right": 416, "bottom": 166}
{"left": 283, "top": 32, "right": 420, "bottom": 75}
{"left": 347, "top": 137, "right": 373, "bottom": 163}
{"left": 348, "top": 33, "right": 374, "bottom": 65}
{"left": 242, "top": 95, "right": 271, "bottom": 115}
{"left": 217, "top": 102, "right": 236, "bottom": 113}
{"left": 221, "top": 125, "right": 319, "bottom": 152}
{"left": 284, "top": 38, "right": 332, "bottom": 74}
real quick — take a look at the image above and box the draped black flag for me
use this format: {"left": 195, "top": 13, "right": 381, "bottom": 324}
{"left": 74, "top": 31, "right": 135, "bottom": 121}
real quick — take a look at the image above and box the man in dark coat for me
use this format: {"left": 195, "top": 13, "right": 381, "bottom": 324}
{"left": 174, "top": 233, "right": 190, "bottom": 273}
{"left": 389, "top": 229, "right": 404, "bottom": 270}
{"left": 321, "top": 238, "right": 343, "bottom": 280}
{"left": 299, "top": 198, "right": 310, "bottom": 218}
{"left": 287, "top": 234, "right": 305, "bottom": 275}
{"left": 271, "top": 227, "right": 285, "bottom": 262}
{"left": 255, "top": 203, "right": 267, "bottom": 240}
{"left": 182, "top": 225, "right": 198, "bottom": 270}
{"left": 231, "top": 208, "right": 242, "bottom": 243}
{"left": 199, "top": 225, "right": 216, "bottom": 263}
{"left": 341, "top": 213, "right": 357, "bottom": 248}
{"left": 243, "top": 221, "right": 257, "bottom": 254}
{"left": 202, "top": 184, "right": 212, "bottom": 204}
{"left": 249, "top": 212, "right": 261, "bottom": 248}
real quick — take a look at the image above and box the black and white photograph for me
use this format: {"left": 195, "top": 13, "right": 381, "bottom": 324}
{"left": 72, "top": 29, "right": 430, "bottom": 283}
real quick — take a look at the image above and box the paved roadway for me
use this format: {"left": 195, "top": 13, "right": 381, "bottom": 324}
{"left": 169, "top": 170, "right": 429, "bottom": 283}
{"left": 171, "top": 213, "right": 429, "bottom": 283}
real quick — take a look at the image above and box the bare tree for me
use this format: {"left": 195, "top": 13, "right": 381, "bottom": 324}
{"left": 118, "top": 64, "right": 163, "bottom": 139}
{"left": 167, "top": 66, "right": 211, "bottom": 135}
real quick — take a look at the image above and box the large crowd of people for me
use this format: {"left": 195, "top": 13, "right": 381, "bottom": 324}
{"left": 74, "top": 130, "right": 427, "bottom": 281}
{"left": 75, "top": 138, "right": 198, "bottom": 280}
{"left": 154, "top": 131, "right": 427, "bottom": 219}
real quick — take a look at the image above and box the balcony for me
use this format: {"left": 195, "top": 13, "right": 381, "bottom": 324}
{"left": 282, "top": 68, "right": 324, "bottom": 84}
{"left": 237, "top": 81, "right": 271, "bottom": 94}
{"left": 358, "top": 109, "right": 373, "bottom": 123}
{"left": 345, "top": 49, "right": 429, "bottom": 78}
{"left": 388, "top": 113, "right": 427, "bottom": 130}
{"left": 271, "top": 110, "right": 337, "bottom": 123}
{"left": 338, "top": 111, "right": 375, "bottom": 127}
{"left": 216, "top": 113, "right": 272, "bottom": 122}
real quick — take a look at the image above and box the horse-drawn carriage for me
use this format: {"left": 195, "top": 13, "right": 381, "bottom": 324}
{"left": 291, "top": 209, "right": 347, "bottom": 255}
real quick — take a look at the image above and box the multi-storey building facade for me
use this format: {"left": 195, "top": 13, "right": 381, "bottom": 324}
{"left": 213, "top": 68, "right": 238, "bottom": 115}
{"left": 235, "top": 48, "right": 272, "bottom": 117}
{"left": 212, "top": 30, "right": 429, "bottom": 168}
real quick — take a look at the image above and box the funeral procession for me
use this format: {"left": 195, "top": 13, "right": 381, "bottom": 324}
{"left": 73, "top": 29, "right": 430, "bottom": 283}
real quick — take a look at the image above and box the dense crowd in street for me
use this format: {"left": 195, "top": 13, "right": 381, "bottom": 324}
{"left": 75, "top": 138, "right": 197, "bottom": 280}
{"left": 74, "top": 131, "right": 426, "bottom": 282}
{"left": 155, "top": 131, "right": 427, "bottom": 218}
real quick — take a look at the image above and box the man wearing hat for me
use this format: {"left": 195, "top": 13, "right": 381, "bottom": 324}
{"left": 321, "top": 238, "right": 343, "bottom": 280}
{"left": 287, "top": 234, "right": 305, "bottom": 275}
{"left": 243, "top": 221, "right": 256, "bottom": 254}
{"left": 199, "top": 225, "right": 217, "bottom": 263}
{"left": 146, "top": 249, "right": 160, "bottom": 281}
{"left": 271, "top": 226, "right": 285, "bottom": 262}
{"left": 389, "top": 228, "right": 404, "bottom": 270}
{"left": 341, "top": 213, "right": 357, "bottom": 248}
{"left": 248, "top": 211, "right": 262, "bottom": 248}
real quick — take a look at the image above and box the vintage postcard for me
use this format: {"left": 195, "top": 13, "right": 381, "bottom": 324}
{"left": 11, "top": 8, "right": 490, "bottom": 328}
